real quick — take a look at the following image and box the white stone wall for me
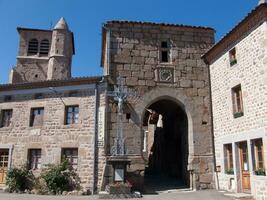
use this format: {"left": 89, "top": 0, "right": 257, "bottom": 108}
{"left": 210, "top": 21, "right": 267, "bottom": 200}
{"left": 0, "top": 83, "right": 107, "bottom": 192}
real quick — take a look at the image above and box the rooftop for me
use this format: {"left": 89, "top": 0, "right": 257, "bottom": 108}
{"left": 104, "top": 20, "right": 215, "bottom": 31}
{"left": 203, "top": 3, "right": 267, "bottom": 64}
{"left": 0, "top": 76, "right": 106, "bottom": 92}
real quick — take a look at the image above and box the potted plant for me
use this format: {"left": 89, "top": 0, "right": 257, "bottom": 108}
{"left": 225, "top": 168, "right": 234, "bottom": 175}
{"left": 255, "top": 168, "right": 266, "bottom": 176}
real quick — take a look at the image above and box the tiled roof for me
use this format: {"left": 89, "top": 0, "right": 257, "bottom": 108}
{"left": 0, "top": 76, "right": 106, "bottom": 91}
{"left": 105, "top": 20, "right": 215, "bottom": 31}
{"left": 203, "top": 3, "right": 267, "bottom": 64}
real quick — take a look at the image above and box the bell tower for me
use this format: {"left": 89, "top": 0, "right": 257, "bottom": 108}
{"left": 47, "top": 17, "right": 75, "bottom": 80}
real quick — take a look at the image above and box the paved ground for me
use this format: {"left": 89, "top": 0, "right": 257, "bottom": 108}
{"left": 0, "top": 190, "right": 234, "bottom": 200}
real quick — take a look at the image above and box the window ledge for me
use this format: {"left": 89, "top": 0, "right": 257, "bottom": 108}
{"left": 233, "top": 112, "right": 244, "bottom": 118}
{"left": 63, "top": 124, "right": 80, "bottom": 128}
{"left": 17, "top": 56, "right": 49, "bottom": 60}
{"left": 158, "top": 62, "right": 173, "bottom": 66}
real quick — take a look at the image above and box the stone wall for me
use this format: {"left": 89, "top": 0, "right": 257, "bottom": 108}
{"left": 0, "top": 83, "right": 107, "bottom": 192}
{"left": 103, "top": 22, "right": 215, "bottom": 190}
{"left": 210, "top": 21, "right": 267, "bottom": 200}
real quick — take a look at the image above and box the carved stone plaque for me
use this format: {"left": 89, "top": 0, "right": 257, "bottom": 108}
{"left": 157, "top": 68, "right": 174, "bottom": 83}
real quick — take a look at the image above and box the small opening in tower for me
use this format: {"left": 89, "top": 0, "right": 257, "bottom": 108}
{"left": 35, "top": 74, "right": 38, "bottom": 78}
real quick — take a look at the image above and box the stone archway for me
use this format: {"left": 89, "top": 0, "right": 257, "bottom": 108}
{"left": 133, "top": 88, "right": 196, "bottom": 191}
{"left": 142, "top": 98, "right": 189, "bottom": 190}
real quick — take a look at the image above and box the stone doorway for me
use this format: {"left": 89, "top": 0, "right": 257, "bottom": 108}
{"left": 142, "top": 99, "right": 189, "bottom": 192}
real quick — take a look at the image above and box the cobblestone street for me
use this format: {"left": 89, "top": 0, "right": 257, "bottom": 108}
{"left": 0, "top": 190, "right": 234, "bottom": 200}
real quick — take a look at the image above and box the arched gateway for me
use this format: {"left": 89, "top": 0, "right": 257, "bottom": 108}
{"left": 142, "top": 98, "right": 189, "bottom": 190}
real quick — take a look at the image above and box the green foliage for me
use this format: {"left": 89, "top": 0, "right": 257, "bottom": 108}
{"left": 225, "top": 168, "right": 234, "bottom": 175}
{"left": 41, "top": 160, "right": 80, "bottom": 194}
{"left": 6, "top": 166, "right": 34, "bottom": 192}
{"left": 255, "top": 168, "right": 266, "bottom": 176}
{"left": 233, "top": 111, "right": 243, "bottom": 118}
{"left": 230, "top": 59, "right": 237, "bottom": 66}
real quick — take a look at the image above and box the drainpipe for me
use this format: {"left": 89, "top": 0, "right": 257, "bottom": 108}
{"left": 205, "top": 58, "right": 220, "bottom": 190}
{"left": 92, "top": 82, "right": 99, "bottom": 194}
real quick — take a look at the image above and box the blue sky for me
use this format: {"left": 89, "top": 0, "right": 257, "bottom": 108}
{"left": 0, "top": 0, "right": 259, "bottom": 84}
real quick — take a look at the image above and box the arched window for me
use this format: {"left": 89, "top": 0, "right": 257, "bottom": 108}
{"left": 40, "top": 39, "right": 50, "bottom": 56}
{"left": 27, "top": 39, "right": 38, "bottom": 55}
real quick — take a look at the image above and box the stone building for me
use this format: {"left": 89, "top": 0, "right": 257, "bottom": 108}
{"left": 0, "top": 17, "right": 216, "bottom": 192}
{"left": 203, "top": 2, "right": 267, "bottom": 200}
{"left": 101, "top": 21, "right": 215, "bottom": 190}
{"left": 0, "top": 18, "right": 107, "bottom": 192}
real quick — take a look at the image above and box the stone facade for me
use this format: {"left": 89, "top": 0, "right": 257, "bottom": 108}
{"left": 101, "top": 21, "right": 215, "bottom": 190}
{"left": 206, "top": 6, "right": 267, "bottom": 200}
{"left": 0, "top": 81, "right": 107, "bottom": 192}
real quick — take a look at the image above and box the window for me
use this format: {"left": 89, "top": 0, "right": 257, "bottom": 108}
{"left": 224, "top": 144, "right": 234, "bottom": 174}
{"left": 0, "top": 109, "right": 13, "bottom": 128}
{"left": 160, "top": 40, "right": 170, "bottom": 63}
{"left": 62, "top": 148, "right": 78, "bottom": 169}
{"left": 232, "top": 84, "right": 244, "bottom": 118}
{"left": 28, "top": 149, "right": 41, "bottom": 170}
{"left": 229, "top": 48, "right": 237, "bottom": 66}
{"left": 40, "top": 39, "right": 50, "bottom": 56}
{"left": 65, "top": 106, "right": 79, "bottom": 125}
{"left": 30, "top": 107, "right": 44, "bottom": 127}
{"left": 252, "top": 139, "right": 265, "bottom": 176}
{"left": 27, "top": 39, "right": 38, "bottom": 55}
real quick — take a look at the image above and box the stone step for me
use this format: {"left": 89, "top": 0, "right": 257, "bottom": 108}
{"left": 223, "top": 192, "right": 254, "bottom": 200}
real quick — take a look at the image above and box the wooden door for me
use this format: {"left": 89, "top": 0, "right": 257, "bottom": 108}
{"left": 0, "top": 149, "right": 9, "bottom": 184}
{"left": 239, "top": 142, "right": 251, "bottom": 192}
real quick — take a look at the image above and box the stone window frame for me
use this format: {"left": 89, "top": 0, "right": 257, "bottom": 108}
{"left": 29, "top": 107, "right": 45, "bottom": 127}
{"left": 61, "top": 148, "right": 78, "bottom": 170}
{"left": 224, "top": 143, "right": 234, "bottom": 174}
{"left": 65, "top": 105, "right": 79, "bottom": 125}
{"left": 28, "top": 148, "right": 42, "bottom": 170}
{"left": 251, "top": 138, "right": 265, "bottom": 175}
{"left": 0, "top": 109, "right": 13, "bottom": 128}
{"left": 231, "top": 84, "right": 244, "bottom": 118}
{"left": 158, "top": 39, "right": 172, "bottom": 64}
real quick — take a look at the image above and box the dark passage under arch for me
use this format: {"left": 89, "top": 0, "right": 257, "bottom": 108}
{"left": 143, "top": 99, "right": 189, "bottom": 191}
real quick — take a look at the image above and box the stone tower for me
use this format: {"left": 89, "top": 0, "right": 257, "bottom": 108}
{"left": 47, "top": 17, "right": 74, "bottom": 80}
{"left": 101, "top": 21, "right": 215, "bottom": 190}
{"left": 9, "top": 17, "right": 74, "bottom": 83}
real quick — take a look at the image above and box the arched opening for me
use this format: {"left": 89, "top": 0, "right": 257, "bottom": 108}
{"left": 27, "top": 39, "right": 38, "bottom": 55}
{"left": 142, "top": 98, "right": 189, "bottom": 191}
{"left": 40, "top": 39, "right": 50, "bottom": 56}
